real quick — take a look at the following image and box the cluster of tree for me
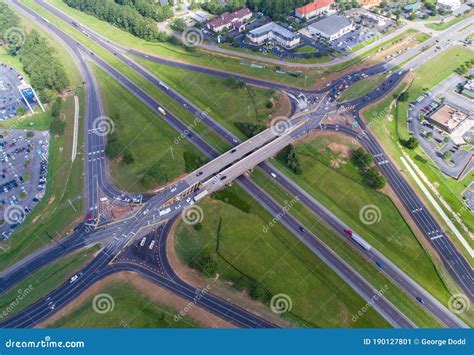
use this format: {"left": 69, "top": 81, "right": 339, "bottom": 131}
{"left": 186, "top": 250, "right": 218, "bottom": 277}
{"left": 114, "top": 0, "right": 173, "bottom": 22}
{"left": 351, "top": 148, "right": 386, "bottom": 189}
{"left": 336, "top": 0, "right": 360, "bottom": 12}
{"left": 201, "top": 0, "right": 246, "bottom": 15}
{"left": 277, "top": 145, "right": 302, "bottom": 175}
{"left": 64, "top": 0, "right": 167, "bottom": 41}
{"left": 234, "top": 122, "right": 265, "bottom": 138}
{"left": 105, "top": 130, "right": 135, "bottom": 164}
{"left": 229, "top": 275, "right": 272, "bottom": 303}
{"left": 170, "top": 18, "right": 187, "bottom": 32}
{"left": 401, "top": 137, "right": 419, "bottom": 149}
{"left": 455, "top": 59, "right": 474, "bottom": 76}
{"left": 0, "top": 3, "right": 20, "bottom": 54}
{"left": 224, "top": 77, "right": 246, "bottom": 89}
{"left": 50, "top": 97, "right": 65, "bottom": 135}
{"left": 398, "top": 90, "right": 409, "bottom": 102}
{"left": 17, "top": 31, "right": 69, "bottom": 103}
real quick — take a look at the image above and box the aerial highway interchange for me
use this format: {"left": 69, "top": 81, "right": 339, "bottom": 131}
{"left": 0, "top": 0, "right": 472, "bottom": 331}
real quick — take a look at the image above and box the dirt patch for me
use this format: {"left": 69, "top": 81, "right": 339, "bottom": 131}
{"left": 167, "top": 220, "right": 294, "bottom": 328}
{"left": 272, "top": 91, "right": 292, "bottom": 119}
{"left": 38, "top": 272, "right": 234, "bottom": 328}
{"left": 328, "top": 142, "right": 352, "bottom": 158}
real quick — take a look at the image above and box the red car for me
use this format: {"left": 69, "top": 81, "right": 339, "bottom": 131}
{"left": 86, "top": 212, "right": 92, "bottom": 221}
{"left": 343, "top": 229, "right": 353, "bottom": 236}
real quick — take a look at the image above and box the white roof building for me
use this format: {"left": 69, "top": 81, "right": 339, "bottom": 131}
{"left": 437, "top": 0, "right": 462, "bottom": 11}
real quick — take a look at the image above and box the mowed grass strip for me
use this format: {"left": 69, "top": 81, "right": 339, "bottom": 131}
{"left": 0, "top": 244, "right": 100, "bottom": 319}
{"left": 93, "top": 66, "right": 207, "bottom": 192}
{"left": 270, "top": 135, "right": 452, "bottom": 304}
{"left": 251, "top": 168, "right": 441, "bottom": 328}
{"left": 49, "top": 279, "right": 198, "bottom": 328}
{"left": 133, "top": 56, "right": 284, "bottom": 140}
{"left": 175, "top": 185, "right": 390, "bottom": 328}
{"left": 337, "top": 73, "right": 387, "bottom": 102}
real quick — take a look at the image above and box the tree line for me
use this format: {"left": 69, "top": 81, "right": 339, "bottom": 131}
{"left": 114, "top": 0, "right": 173, "bottom": 22}
{"left": 64, "top": 0, "right": 167, "bottom": 41}
{"left": 0, "top": 3, "right": 68, "bottom": 103}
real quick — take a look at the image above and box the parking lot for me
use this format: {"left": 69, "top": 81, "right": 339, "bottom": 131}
{"left": 408, "top": 84, "right": 473, "bottom": 178}
{"left": 462, "top": 182, "right": 474, "bottom": 212}
{"left": 0, "top": 64, "right": 29, "bottom": 121}
{"left": 0, "top": 129, "right": 49, "bottom": 240}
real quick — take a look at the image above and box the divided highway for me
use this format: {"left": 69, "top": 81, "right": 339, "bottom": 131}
{"left": 2, "top": 0, "right": 471, "bottom": 329}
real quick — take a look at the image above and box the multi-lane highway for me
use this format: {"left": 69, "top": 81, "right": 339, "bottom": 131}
{"left": 1, "top": 0, "right": 472, "bottom": 329}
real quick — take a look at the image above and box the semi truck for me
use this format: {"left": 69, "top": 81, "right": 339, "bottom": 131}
{"left": 344, "top": 229, "right": 372, "bottom": 251}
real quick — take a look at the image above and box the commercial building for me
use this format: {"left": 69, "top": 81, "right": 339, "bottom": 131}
{"left": 307, "top": 15, "right": 354, "bottom": 41}
{"left": 461, "top": 80, "right": 474, "bottom": 99}
{"left": 247, "top": 22, "right": 300, "bottom": 48}
{"left": 206, "top": 8, "right": 252, "bottom": 32}
{"left": 427, "top": 104, "right": 469, "bottom": 133}
{"left": 295, "top": 0, "right": 334, "bottom": 20}
{"left": 437, "top": 0, "right": 462, "bottom": 12}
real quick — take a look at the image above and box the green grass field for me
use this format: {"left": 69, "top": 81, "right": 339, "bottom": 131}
{"left": 426, "top": 12, "right": 473, "bottom": 31}
{"left": 0, "top": 244, "right": 100, "bottom": 319}
{"left": 250, "top": 169, "right": 443, "bottom": 328}
{"left": 361, "top": 46, "right": 474, "bottom": 265}
{"left": 337, "top": 73, "right": 387, "bottom": 102}
{"left": 133, "top": 56, "right": 284, "bottom": 140}
{"left": 49, "top": 279, "right": 198, "bottom": 328}
{"left": 175, "top": 185, "right": 389, "bottom": 328}
{"left": 93, "top": 66, "right": 207, "bottom": 192}
{"left": 266, "top": 135, "right": 452, "bottom": 305}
